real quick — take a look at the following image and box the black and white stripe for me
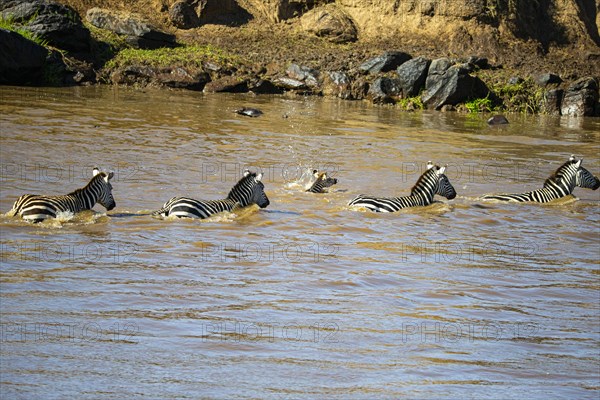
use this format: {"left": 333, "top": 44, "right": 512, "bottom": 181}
{"left": 153, "top": 170, "right": 270, "bottom": 219}
{"left": 306, "top": 170, "right": 338, "bottom": 193}
{"left": 8, "top": 167, "right": 116, "bottom": 223}
{"left": 482, "top": 155, "right": 600, "bottom": 202}
{"left": 349, "top": 162, "right": 457, "bottom": 212}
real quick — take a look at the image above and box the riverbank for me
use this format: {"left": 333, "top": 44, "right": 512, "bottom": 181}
{"left": 1, "top": 0, "right": 599, "bottom": 116}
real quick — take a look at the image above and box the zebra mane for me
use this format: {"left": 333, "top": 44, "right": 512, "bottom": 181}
{"left": 66, "top": 173, "right": 108, "bottom": 196}
{"left": 410, "top": 165, "right": 440, "bottom": 194}
{"left": 543, "top": 159, "right": 578, "bottom": 188}
{"left": 226, "top": 171, "right": 260, "bottom": 199}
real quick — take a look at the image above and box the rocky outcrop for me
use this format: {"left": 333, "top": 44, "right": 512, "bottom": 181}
{"left": 560, "top": 77, "right": 599, "bottom": 117}
{"left": 0, "top": 28, "right": 48, "bottom": 85}
{"left": 1, "top": 0, "right": 90, "bottom": 52}
{"left": 169, "top": 1, "right": 200, "bottom": 29}
{"left": 542, "top": 89, "right": 563, "bottom": 115}
{"left": 110, "top": 65, "right": 209, "bottom": 90}
{"left": 86, "top": 8, "right": 176, "bottom": 49}
{"left": 300, "top": 4, "right": 357, "bottom": 43}
{"left": 421, "top": 58, "right": 490, "bottom": 110}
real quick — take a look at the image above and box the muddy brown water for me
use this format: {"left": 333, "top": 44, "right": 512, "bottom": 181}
{"left": 1, "top": 86, "right": 599, "bottom": 399}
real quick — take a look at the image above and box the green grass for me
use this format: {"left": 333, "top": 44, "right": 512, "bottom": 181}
{"left": 465, "top": 95, "right": 494, "bottom": 113}
{"left": 490, "top": 78, "right": 544, "bottom": 114}
{"left": 0, "top": 15, "right": 49, "bottom": 47}
{"left": 397, "top": 95, "right": 424, "bottom": 110}
{"left": 105, "top": 44, "right": 244, "bottom": 71}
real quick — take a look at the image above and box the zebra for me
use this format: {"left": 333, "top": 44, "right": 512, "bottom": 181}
{"left": 306, "top": 170, "right": 338, "bottom": 193}
{"left": 348, "top": 162, "right": 456, "bottom": 212}
{"left": 153, "top": 169, "right": 270, "bottom": 219}
{"left": 482, "top": 155, "right": 600, "bottom": 202}
{"left": 7, "top": 167, "right": 116, "bottom": 223}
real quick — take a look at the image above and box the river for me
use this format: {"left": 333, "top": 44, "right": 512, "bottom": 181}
{"left": 1, "top": 86, "right": 599, "bottom": 399}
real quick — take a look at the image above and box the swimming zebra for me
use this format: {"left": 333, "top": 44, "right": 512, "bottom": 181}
{"left": 7, "top": 167, "right": 116, "bottom": 223}
{"left": 482, "top": 155, "right": 600, "bottom": 202}
{"left": 306, "top": 170, "right": 338, "bottom": 193}
{"left": 348, "top": 162, "right": 456, "bottom": 212}
{"left": 153, "top": 170, "right": 270, "bottom": 219}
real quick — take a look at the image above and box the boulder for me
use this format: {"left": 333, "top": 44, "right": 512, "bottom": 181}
{"left": 247, "top": 79, "right": 283, "bottom": 94}
{"left": 286, "top": 63, "right": 319, "bottom": 87}
{"left": 396, "top": 56, "right": 430, "bottom": 97}
{"left": 542, "top": 89, "right": 563, "bottom": 115}
{"left": 203, "top": 75, "right": 249, "bottom": 93}
{"left": 560, "top": 77, "right": 599, "bottom": 117}
{"left": 535, "top": 72, "right": 562, "bottom": 86}
{"left": 86, "top": 8, "right": 176, "bottom": 49}
{"left": 0, "top": 28, "right": 47, "bottom": 85}
{"left": 0, "top": 0, "right": 90, "bottom": 52}
{"left": 273, "top": 77, "right": 309, "bottom": 91}
{"left": 169, "top": 1, "right": 200, "bottom": 29}
{"left": 300, "top": 4, "right": 357, "bottom": 44}
{"left": 359, "top": 51, "right": 412, "bottom": 74}
{"left": 367, "top": 77, "right": 401, "bottom": 104}
{"left": 421, "top": 58, "right": 490, "bottom": 110}
{"left": 322, "top": 71, "right": 352, "bottom": 99}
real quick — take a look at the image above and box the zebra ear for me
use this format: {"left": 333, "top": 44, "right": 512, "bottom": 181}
{"left": 438, "top": 166, "right": 446, "bottom": 175}
{"left": 107, "top": 172, "right": 114, "bottom": 181}
{"left": 243, "top": 169, "right": 250, "bottom": 177}
{"left": 574, "top": 159, "right": 582, "bottom": 168}
{"left": 313, "top": 169, "right": 319, "bottom": 177}
{"left": 93, "top": 167, "right": 100, "bottom": 176}
{"left": 256, "top": 173, "right": 263, "bottom": 181}
{"left": 569, "top": 154, "right": 576, "bottom": 161}
{"left": 427, "top": 161, "right": 434, "bottom": 170}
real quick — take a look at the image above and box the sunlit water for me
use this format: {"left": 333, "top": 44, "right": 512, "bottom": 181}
{"left": 1, "top": 86, "right": 599, "bottom": 399}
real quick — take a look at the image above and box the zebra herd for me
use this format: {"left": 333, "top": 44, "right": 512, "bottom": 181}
{"left": 5, "top": 155, "right": 600, "bottom": 223}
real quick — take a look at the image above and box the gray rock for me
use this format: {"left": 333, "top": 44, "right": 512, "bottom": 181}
{"left": 535, "top": 72, "right": 562, "bottom": 86}
{"left": 560, "top": 77, "right": 599, "bottom": 117}
{"left": 367, "top": 77, "right": 401, "bottom": 104}
{"left": 169, "top": 1, "right": 200, "bottom": 29}
{"left": 359, "top": 51, "right": 412, "bottom": 74}
{"left": 322, "top": 71, "right": 352, "bottom": 99}
{"left": 542, "top": 89, "right": 563, "bottom": 115}
{"left": 1, "top": 0, "right": 90, "bottom": 52}
{"left": 86, "top": 8, "right": 176, "bottom": 49}
{"left": 421, "top": 59, "right": 490, "bottom": 110}
{"left": 286, "top": 63, "right": 319, "bottom": 87}
{"left": 396, "top": 56, "right": 430, "bottom": 97}
{"left": 487, "top": 115, "right": 509, "bottom": 125}
{"left": 0, "top": 28, "right": 48, "bottom": 85}
{"left": 273, "top": 77, "right": 308, "bottom": 90}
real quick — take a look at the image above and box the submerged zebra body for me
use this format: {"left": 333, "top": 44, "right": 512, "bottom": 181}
{"left": 7, "top": 168, "right": 116, "bottom": 223}
{"left": 153, "top": 170, "right": 270, "bottom": 219}
{"left": 306, "top": 170, "right": 338, "bottom": 193}
{"left": 349, "top": 162, "right": 456, "bottom": 212}
{"left": 482, "top": 155, "right": 600, "bottom": 203}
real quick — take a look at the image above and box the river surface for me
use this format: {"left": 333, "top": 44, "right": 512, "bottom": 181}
{"left": 1, "top": 86, "right": 599, "bottom": 399}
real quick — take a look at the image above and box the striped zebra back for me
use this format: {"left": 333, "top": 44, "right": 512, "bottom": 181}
{"left": 8, "top": 167, "right": 115, "bottom": 222}
{"left": 307, "top": 170, "right": 338, "bottom": 193}
{"left": 153, "top": 170, "right": 269, "bottom": 219}
{"left": 348, "top": 162, "right": 456, "bottom": 212}
{"left": 483, "top": 156, "right": 599, "bottom": 202}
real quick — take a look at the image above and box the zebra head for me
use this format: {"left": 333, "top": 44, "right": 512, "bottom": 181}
{"left": 227, "top": 170, "right": 270, "bottom": 208}
{"left": 92, "top": 167, "right": 116, "bottom": 211}
{"left": 434, "top": 165, "right": 457, "bottom": 200}
{"left": 545, "top": 156, "right": 600, "bottom": 192}
{"left": 310, "top": 169, "right": 338, "bottom": 190}
{"left": 573, "top": 158, "right": 600, "bottom": 190}
{"left": 412, "top": 163, "right": 456, "bottom": 201}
